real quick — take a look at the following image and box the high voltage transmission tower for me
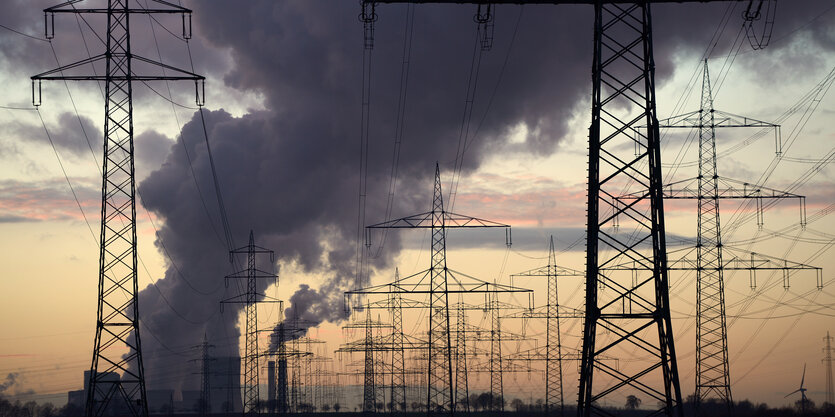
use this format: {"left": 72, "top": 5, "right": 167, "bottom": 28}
{"left": 389, "top": 276, "right": 407, "bottom": 417}
{"left": 661, "top": 60, "right": 794, "bottom": 409}
{"left": 617, "top": 60, "right": 819, "bottom": 410}
{"left": 336, "top": 306, "right": 393, "bottom": 413}
{"left": 341, "top": 279, "right": 430, "bottom": 415}
{"left": 31, "top": 2, "right": 203, "bottom": 417}
{"left": 358, "top": 1, "right": 773, "bottom": 416}
{"left": 511, "top": 237, "right": 583, "bottom": 417}
{"left": 221, "top": 231, "right": 279, "bottom": 417}
{"left": 825, "top": 332, "right": 834, "bottom": 407}
{"left": 347, "top": 164, "right": 531, "bottom": 414}
{"left": 191, "top": 335, "right": 216, "bottom": 417}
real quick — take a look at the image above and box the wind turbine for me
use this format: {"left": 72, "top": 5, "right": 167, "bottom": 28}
{"left": 785, "top": 363, "right": 810, "bottom": 414}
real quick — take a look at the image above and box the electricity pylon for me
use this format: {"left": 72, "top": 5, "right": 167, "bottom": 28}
{"left": 511, "top": 237, "right": 584, "bottom": 417}
{"left": 343, "top": 285, "right": 428, "bottom": 415}
{"left": 488, "top": 287, "right": 503, "bottom": 412}
{"left": 364, "top": 307, "right": 379, "bottom": 414}
{"left": 346, "top": 164, "right": 531, "bottom": 414}
{"left": 221, "top": 231, "right": 280, "bottom": 417}
{"left": 31, "top": 2, "right": 203, "bottom": 417}
{"left": 617, "top": 60, "right": 813, "bottom": 409}
{"left": 454, "top": 297, "right": 469, "bottom": 413}
{"left": 825, "top": 332, "right": 834, "bottom": 406}
{"left": 336, "top": 307, "right": 393, "bottom": 413}
{"left": 390, "top": 271, "right": 407, "bottom": 416}
{"left": 191, "top": 335, "right": 216, "bottom": 417}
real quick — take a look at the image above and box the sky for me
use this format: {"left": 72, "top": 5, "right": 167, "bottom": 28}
{"left": 0, "top": 0, "right": 835, "bottom": 411}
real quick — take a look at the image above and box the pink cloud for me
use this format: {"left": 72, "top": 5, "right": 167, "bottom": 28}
{"left": 0, "top": 178, "right": 99, "bottom": 223}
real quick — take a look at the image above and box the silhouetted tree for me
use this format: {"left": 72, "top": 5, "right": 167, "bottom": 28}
{"left": 468, "top": 394, "right": 481, "bottom": 411}
{"left": 625, "top": 395, "right": 641, "bottom": 410}
{"left": 511, "top": 398, "right": 525, "bottom": 412}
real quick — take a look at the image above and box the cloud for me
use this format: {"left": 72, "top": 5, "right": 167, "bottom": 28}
{"left": 135, "top": 129, "right": 175, "bottom": 179}
{"left": 0, "top": 178, "right": 98, "bottom": 222}
{"left": 4, "top": 112, "right": 101, "bottom": 158}
{"left": 0, "top": 373, "right": 20, "bottom": 397}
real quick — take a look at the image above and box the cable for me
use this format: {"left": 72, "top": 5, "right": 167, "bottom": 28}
{"left": 448, "top": 22, "right": 487, "bottom": 211}
{"left": 36, "top": 108, "right": 98, "bottom": 244}
{"left": 355, "top": 16, "right": 374, "bottom": 291}
{"left": 373, "top": 4, "right": 417, "bottom": 260}
{"left": 458, "top": 6, "right": 524, "bottom": 180}
{"left": 0, "top": 22, "right": 47, "bottom": 42}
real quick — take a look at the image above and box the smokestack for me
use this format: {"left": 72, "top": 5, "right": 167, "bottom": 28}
{"left": 278, "top": 358, "right": 288, "bottom": 414}
{"left": 268, "top": 361, "right": 276, "bottom": 414}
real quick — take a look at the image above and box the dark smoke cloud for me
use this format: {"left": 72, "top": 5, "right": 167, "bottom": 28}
{"left": 134, "top": 0, "right": 835, "bottom": 390}
{"left": 0, "top": 373, "right": 20, "bottom": 397}
{"left": 136, "top": 3, "right": 598, "bottom": 388}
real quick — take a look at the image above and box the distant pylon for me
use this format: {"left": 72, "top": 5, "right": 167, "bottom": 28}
{"left": 31, "top": 2, "right": 203, "bottom": 417}
{"left": 489, "top": 286, "right": 503, "bottom": 411}
{"left": 221, "top": 231, "right": 279, "bottom": 417}
{"left": 825, "top": 332, "right": 834, "bottom": 406}
{"left": 454, "top": 296, "right": 469, "bottom": 413}
{"left": 363, "top": 305, "right": 376, "bottom": 414}
{"left": 192, "top": 335, "right": 216, "bottom": 417}
{"left": 511, "top": 237, "right": 583, "bottom": 417}
{"left": 348, "top": 163, "right": 524, "bottom": 415}
{"left": 390, "top": 271, "right": 407, "bottom": 416}
{"left": 427, "top": 164, "right": 453, "bottom": 414}
{"left": 545, "top": 239, "right": 564, "bottom": 417}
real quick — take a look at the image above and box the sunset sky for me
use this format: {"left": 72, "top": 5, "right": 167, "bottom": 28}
{"left": 1, "top": 0, "right": 834, "bottom": 410}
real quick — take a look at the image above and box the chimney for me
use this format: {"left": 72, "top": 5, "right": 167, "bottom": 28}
{"left": 278, "top": 358, "right": 288, "bottom": 413}
{"left": 268, "top": 361, "right": 276, "bottom": 414}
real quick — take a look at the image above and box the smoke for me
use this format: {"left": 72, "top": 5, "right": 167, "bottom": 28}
{"left": 126, "top": 0, "right": 835, "bottom": 391}
{"left": 0, "top": 373, "right": 20, "bottom": 398}
{"left": 136, "top": 2, "right": 596, "bottom": 390}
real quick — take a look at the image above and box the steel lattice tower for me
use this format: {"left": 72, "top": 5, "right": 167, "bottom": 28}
{"left": 618, "top": 60, "right": 812, "bottom": 409}
{"left": 347, "top": 163, "right": 527, "bottom": 415}
{"left": 579, "top": 4, "right": 683, "bottom": 415}
{"left": 31, "top": 2, "right": 202, "bottom": 417}
{"left": 489, "top": 287, "right": 503, "bottom": 411}
{"left": 390, "top": 272, "right": 407, "bottom": 415}
{"left": 545, "top": 239, "right": 564, "bottom": 417}
{"left": 428, "top": 164, "right": 453, "bottom": 414}
{"left": 454, "top": 297, "right": 469, "bottom": 413}
{"left": 222, "top": 231, "right": 279, "bottom": 417}
{"left": 693, "top": 60, "right": 731, "bottom": 407}
{"left": 192, "top": 335, "right": 216, "bottom": 417}
{"left": 825, "top": 332, "right": 834, "bottom": 406}
{"left": 511, "top": 237, "right": 584, "bottom": 417}
{"left": 363, "top": 306, "right": 377, "bottom": 414}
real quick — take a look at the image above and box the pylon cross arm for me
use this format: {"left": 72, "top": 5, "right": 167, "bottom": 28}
{"left": 46, "top": 0, "right": 191, "bottom": 14}
{"left": 366, "top": 211, "right": 509, "bottom": 228}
